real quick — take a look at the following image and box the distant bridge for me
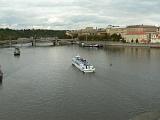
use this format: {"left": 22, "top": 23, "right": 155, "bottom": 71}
{"left": 0, "top": 38, "right": 77, "bottom": 47}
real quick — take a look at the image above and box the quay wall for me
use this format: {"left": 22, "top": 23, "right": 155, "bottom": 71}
{"left": 80, "top": 41, "right": 160, "bottom": 48}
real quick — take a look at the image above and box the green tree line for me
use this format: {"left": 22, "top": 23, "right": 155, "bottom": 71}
{"left": 74, "top": 33, "right": 123, "bottom": 41}
{"left": 0, "top": 28, "right": 69, "bottom": 41}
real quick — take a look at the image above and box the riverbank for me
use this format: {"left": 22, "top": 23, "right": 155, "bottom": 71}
{"left": 80, "top": 41, "right": 160, "bottom": 48}
{"left": 1, "top": 40, "right": 160, "bottom": 48}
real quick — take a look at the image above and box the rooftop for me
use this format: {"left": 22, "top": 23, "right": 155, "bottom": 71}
{"left": 127, "top": 25, "right": 156, "bottom": 28}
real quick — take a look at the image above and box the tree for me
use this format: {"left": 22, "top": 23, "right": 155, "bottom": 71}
{"left": 131, "top": 39, "right": 134, "bottom": 43}
{"left": 0, "top": 28, "right": 69, "bottom": 41}
{"left": 110, "top": 33, "right": 122, "bottom": 41}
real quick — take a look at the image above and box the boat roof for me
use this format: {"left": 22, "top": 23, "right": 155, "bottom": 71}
{"left": 75, "top": 55, "right": 80, "bottom": 58}
{"left": 75, "top": 57, "right": 91, "bottom": 66}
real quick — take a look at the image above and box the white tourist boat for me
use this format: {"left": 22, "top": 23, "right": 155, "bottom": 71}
{"left": 72, "top": 55, "right": 95, "bottom": 73}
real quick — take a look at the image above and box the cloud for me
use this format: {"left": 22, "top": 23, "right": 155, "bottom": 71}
{"left": 0, "top": 0, "right": 160, "bottom": 29}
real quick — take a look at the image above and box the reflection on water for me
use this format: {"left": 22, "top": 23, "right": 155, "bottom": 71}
{"left": 0, "top": 80, "right": 2, "bottom": 90}
{"left": 106, "top": 46, "right": 151, "bottom": 59}
{"left": 130, "top": 111, "right": 160, "bottom": 120}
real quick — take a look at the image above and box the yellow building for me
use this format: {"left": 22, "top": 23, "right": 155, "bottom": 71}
{"left": 78, "top": 27, "right": 97, "bottom": 36}
{"left": 106, "top": 27, "right": 127, "bottom": 38}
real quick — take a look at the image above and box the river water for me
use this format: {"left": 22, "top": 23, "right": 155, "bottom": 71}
{"left": 0, "top": 45, "right": 160, "bottom": 120}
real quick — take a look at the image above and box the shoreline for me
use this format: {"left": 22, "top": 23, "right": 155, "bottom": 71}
{"left": 80, "top": 41, "right": 160, "bottom": 48}
{"left": 1, "top": 40, "right": 160, "bottom": 48}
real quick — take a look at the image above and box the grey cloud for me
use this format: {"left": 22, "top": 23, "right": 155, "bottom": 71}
{"left": 0, "top": 0, "right": 160, "bottom": 29}
{"left": 70, "top": 15, "right": 111, "bottom": 24}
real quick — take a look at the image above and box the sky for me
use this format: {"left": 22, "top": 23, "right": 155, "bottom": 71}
{"left": 0, "top": 0, "right": 160, "bottom": 30}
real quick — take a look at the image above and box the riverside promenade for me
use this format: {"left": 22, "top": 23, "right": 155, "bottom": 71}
{"left": 80, "top": 41, "right": 160, "bottom": 48}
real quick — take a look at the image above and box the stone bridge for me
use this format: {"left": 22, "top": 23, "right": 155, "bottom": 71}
{"left": 0, "top": 38, "right": 77, "bottom": 47}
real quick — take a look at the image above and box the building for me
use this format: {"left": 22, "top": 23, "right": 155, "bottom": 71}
{"left": 66, "top": 30, "right": 78, "bottom": 38}
{"left": 106, "top": 27, "right": 127, "bottom": 38}
{"left": 151, "top": 33, "right": 160, "bottom": 43}
{"left": 97, "top": 28, "right": 107, "bottom": 36}
{"left": 125, "top": 25, "right": 157, "bottom": 43}
{"left": 66, "top": 25, "right": 160, "bottom": 43}
{"left": 66, "top": 27, "right": 97, "bottom": 38}
{"left": 78, "top": 27, "right": 97, "bottom": 36}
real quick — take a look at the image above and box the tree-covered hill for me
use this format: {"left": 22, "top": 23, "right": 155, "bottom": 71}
{"left": 0, "top": 28, "right": 69, "bottom": 41}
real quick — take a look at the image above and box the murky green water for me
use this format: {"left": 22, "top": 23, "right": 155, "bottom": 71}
{"left": 0, "top": 45, "right": 160, "bottom": 120}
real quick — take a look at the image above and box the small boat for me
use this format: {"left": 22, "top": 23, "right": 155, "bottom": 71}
{"left": 72, "top": 55, "right": 95, "bottom": 73}
{"left": 90, "top": 44, "right": 103, "bottom": 47}
{"left": 81, "top": 43, "right": 103, "bottom": 48}
{"left": 0, "top": 66, "right": 3, "bottom": 81}
{"left": 14, "top": 47, "right": 20, "bottom": 56}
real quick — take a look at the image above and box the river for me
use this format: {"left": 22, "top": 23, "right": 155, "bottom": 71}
{"left": 0, "top": 45, "right": 160, "bottom": 120}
